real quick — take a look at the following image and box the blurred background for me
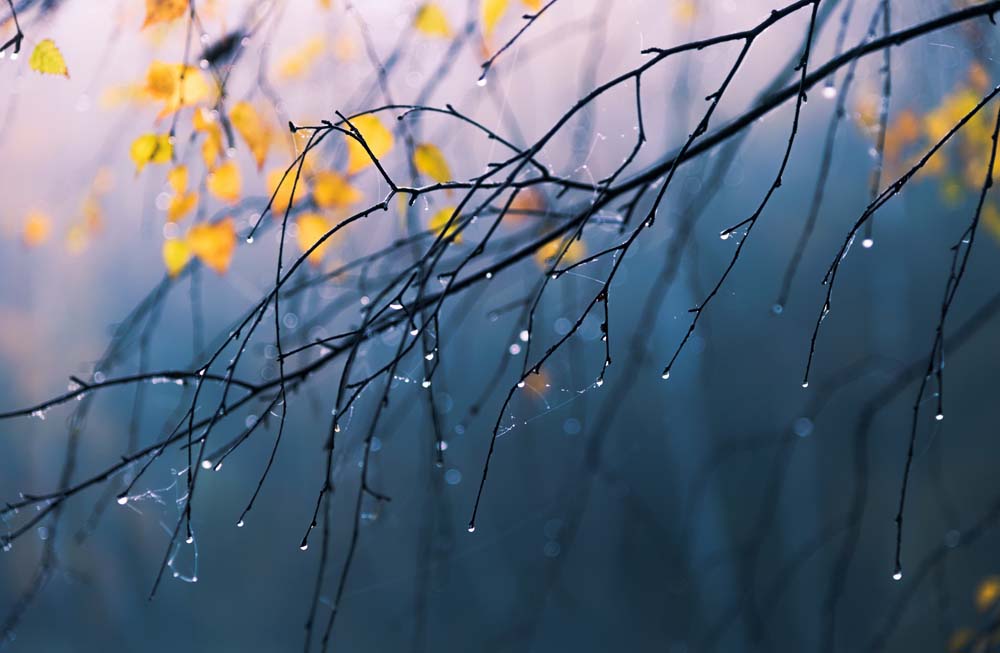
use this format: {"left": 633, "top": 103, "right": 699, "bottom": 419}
{"left": 2, "top": 0, "right": 1000, "bottom": 651}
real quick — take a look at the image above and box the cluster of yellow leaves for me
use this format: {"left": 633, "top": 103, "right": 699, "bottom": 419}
{"left": 29, "top": 39, "right": 68, "bottom": 77}
{"left": 130, "top": 133, "right": 173, "bottom": 172}
{"left": 144, "top": 61, "right": 212, "bottom": 119}
{"left": 345, "top": 114, "right": 394, "bottom": 174}
{"left": 946, "top": 574, "right": 1000, "bottom": 653}
{"left": 162, "top": 217, "right": 237, "bottom": 277}
{"left": 856, "top": 63, "right": 998, "bottom": 211}
{"left": 142, "top": 0, "right": 188, "bottom": 28}
{"left": 277, "top": 36, "right": 325, "bottom": 79}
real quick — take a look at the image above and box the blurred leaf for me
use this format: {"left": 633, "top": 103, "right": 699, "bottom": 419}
{"left": 207, "top": 160, "right": 242, "bottom": 204}
{"left": 162, "top": 238, "right": 191, "bottom": 277}
{"left": 29, "top": 39, "right": 68, "bottom": 77}
{"left": 296, "top": 213, "right": 335, "bottom": 265}
{"left": 413, "top": 143, "right": 452, "bottom": 183}
{"left": 481, "top": 0, "right": 508, "bottom": 37}
{"left": 193, "top": 108, "right": 225, "bottom": 169}
{"left": 345, "top": 114, "right": 394, "bottom": 175}
{"left": 144, "top": 61, "right": 212, "bottom": 118}
{"left": 429, "top": 206, "right": 461, "bottom": 243}
{"left": 22, "top": 211, "right": 52, "bottom": 247}
{"left": 230, "top": 101, "right": 271, "bottom": 170}
{"left": 187, "top": 218, "right": 236, "bottom": 274}
{"left": 414, "top": 3, "right": 453, "bottom": 38}
{"left": 313, "top": 171, "right": 362, "bottom": 209}
{"left": 168, "top": 165, "right": 188, "bottom": 195}
{"left": 143, "top": 0, "right": 187, "bottom": 28}
{"left": 268, "top": 168, "right": 309, "bottom": 214}
{"left": 168, "top": 192, "right": 198, "bottom": 222}
{"left": 130, "top": 133, "right": 173, "bottom": 172}
{"left": 535, "top": 237, "right": 585, "bottom": 269}
{"left": 976, "top": 576, "right": 1000, "bottom": 612}
{"left": 277, "top": 36, "right": 325, "bottom": 79}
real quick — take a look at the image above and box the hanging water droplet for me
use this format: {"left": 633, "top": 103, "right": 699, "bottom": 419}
{"left": 661, "top": 371, "right": 670, "bottom": 380}
{"left": 186, "top": 536, "right": 194, "bottom": 544}
{"left": 822, "top": 84, "right": 837, "bottom": 100}
{"left": 892, "top": 571, "right": 903, "bottom": 581}
{"left": 935, "top": 413, "right": 944, "bottom": 421}
{"left": 421, "top": 379, "right": 431, "bottom": 388}
{"left": 237, "top": 519, "right": 245, "bottom": 528}
{"left": 467, "top": 525, "right": 476, "bottom": 533}
{"left": 424, "top": 352, "right": 435, "bottom": 361}
{"left": 389, "top": 302, "right": 403, "bottom": 311}
{"left": 519, "top": 330, "right": 529, "bottom": 342}
{"left": 299, "top": 543, "right": 309, "bottom": 551}
{"left": 476, "top": 77, "right": 487, "bottom": 87}
{"left": 862, "top": 238, "right": 874, "bottom": 249}
{"left": 117, "top": 496, "right": 128, "bottom": 506}
{"left": 801, "top": 381, "right": 809, "bottom": 389}
{"left": 246, "top": 236, "right": 254, "bottom": 244}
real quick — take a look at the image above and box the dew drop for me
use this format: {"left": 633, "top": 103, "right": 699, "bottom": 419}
{"left": 467, "top": 525, "right": 476, "bottom": 533}
{"left": 237, "top": 519, "right": 245, "bottom": 528}
{"left": 862, "top": 238, "right": 874, "bottom": 249}
{"left": 299, "top": 543, "right": 309, "bottom": 551}
{"left": 822, "top": 84, "right": 837, "bottom": 100}
{"left": 801, "top": 381, "right": 809, "bottom": 389}
{"left": 117, "top": 496, "right": 128, "bottom": 506}
{"left": 186, "top": 536, "right": 194, "bottom": 544}
{"left": 892, "top": 571, "right": 902, "bottom": 581}
{"left": 661, "top": 371, "right": 670, "bottom": 380}
{"left": 935, "top": 413, "right": 944, "bottom": 421}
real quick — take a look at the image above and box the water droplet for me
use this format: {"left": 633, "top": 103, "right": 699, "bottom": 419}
{"left": 117, "top": 496, "right": 128, "bottom": 506}
{"left": 201, "top": 459, "right": 213, "bottom": 470}
{"left": 476, "top": 77, "right": 487, "bottom": 87}
{"left": 389, "top": 302, "right": 403, "bottom": 311}
{"left": 421, "top": 379, "right": 431, "bottom": 388}
{"left": 519, "top": 330, "right": 530, "bottom": 342}
{"left": 186, "top": 536, "right": 194, "bottom": 544}
{"left": 771, "top": 303, "right": 784, "bottom": 315}
{"left": 892, "top": 571, "right": 902, "bottom": 581}
{"left": 467, "top": 525, "right": 476, "bottom": 533}
{"left": 801, "top": 381, "right": 809, "bottom": 389}
{"left": 661, "top": 371, "right": 670, "bottom": 380}
{"left": 935, "top": 413, "right": 944, "bottom": 421}
{"left": 822, "top": 84, "right": 837, "bottom": 100}
{"left": 246, "top": 236, "right": 254, "bottom": 244}
{"left": 299, "top": 543, "right": 309, "bottom": 551}
{"left": 862, "top": 238, "right": 874, "bottom": 249}
{"left": 237, "top": 519, "right": 245, "bottom": 528}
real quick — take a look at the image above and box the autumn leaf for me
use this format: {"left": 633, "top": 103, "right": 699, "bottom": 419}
{"left": 535, "top": 236, "right": 585, "bottom": 269}
{"left": 168, "top": 165, "right": 188, "bottom": 195}
{"left": 144, "top": 61, "right": 212, "bottom": 118}
{"left": 267, "top": 168, "right": 309, "bottom": 214}
{"left": 168, "top": 192, "right": 198, "bottom": 222}
{"left": 414, "top": 3, "right": 453, "bottom": 38}
{"left": 313, "top": 171, "right": 362, "bottom": 209}
{"left": 207, "top": 160, "right": 242, "bottom": 204}
{"left": 296, "top": 213, "right": 336, "bottom": 265}
{"left": 193, "top": 108, "right": 225, "bottom": 169}
{"left": 29, "top": 39, "right": 69, "bottom": 77}
{"left": 230, "top": 101, "right": 271, "bottom": 170}
{"left": 143, "top": 0, "right": 188, "bottom": 28}
{"left": 976, "top": 576, "right": 1000, "bottom": 612}
{"left": 162, "top": 238, "right": 192, "bottom": 277}
{"left": 429, "top": 206, "right": 461, "bottom": 243}
{"left": 130, "top": 133, "right": 173, "bottom": 172}
{"left": 507, "top": 188, "right": 546, "bottom": 225}
{"left": 22, "top": 211, "right": 52, "bottom": 247}
{"left": 187, "top": 218, "right": 236, "bottom": 274}
{"left": 481, "top": 0, "right": 508, "bottom": 37}
{"left": 344, "top": 114, "right": 394, "bottom": 175}
{"left": 413, "top": 143, "right": 452, "bottom": 183}
{"left": 277, "top": 36, "right": 325, "bottom": 79}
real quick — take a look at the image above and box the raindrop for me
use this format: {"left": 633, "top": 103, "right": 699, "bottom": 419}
{"left": 519, "top": 330, "right": 529, "bottom": 342}
{"left": 237, "top": 520, "right": 245, "bottom": 528}
{"left": 117, "top": 496, "right": 128, "bottom": 506}
{"left": 892, "top": 571, "right": 902, "bottom": 581}
{"left": 822, "top": 84, "right": 837, "bottom": 100}
{"left": 300, "top": 543, "right": 309, "bottom": 551}
{"left": 467, "top": 525, "right": 476, "bottom": 533}
{"left": 862, "top": 238, "right": 874, "bottom": 249}
{"left": 201, "top": 460, "right": 213, "bottom": 470}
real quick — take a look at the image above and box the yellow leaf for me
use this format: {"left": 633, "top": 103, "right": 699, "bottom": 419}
{"left": 313, "top": 171, "right": 362, "bottom": 209}
{"left": 168, "top": 191, "right": 198, "bottom": 222}
{"left": 481, "top": 0, "right": 508, "bottom": 37}
{"left": 413, "top": 143, "right": 452, "bottom": 183}
{"left": 345, "top": 114, "right": 394, "bottom": 175}
{"left": 296, "top": 213, "right": 335, "bottom": 265}
{"left": 207, "top": 160, "right": 242, "bottom": 204}
{"left": 977, "top": 576, "right": 1000, "bottom": 612}
{"left": 229, "top": 101, "right": 271, "bottom": 170}
{"left": 429, "top": 206, "right": 461, "bottom": 243}
{"left": 143, "top": 0, "right": 187, "bottom": 28}
{"left": 193, "top": 108, "right": 224, "bottom": 169}
{"left": 22, "top": 211, "right": 52, "bottom": 247}
{"left": 130, "top": 133, "right": 173, "bottom": 172}
{"left": 535, "top": 237, "right": 585, "bottom": 269}
{"left": 187, "top": 218, "right": 236, "bottom": 274}
{"left": 672, "top": 0, "right": 697, "bottom": 23}
{"left": 267, "top": 168, "right": 309, "bottom": 214}
{"left": 168, "top": 165, "right": 188, "bottom": 195}
{"left": 144, "top": 61, "right": 212, "bottom": 118}
{"left": 414, "top": 3, "right": 453, "bottom": 38}
{"left": 277, "top": 36, "right": 325, "bottom": 79}
{"left": 507, "top": 188, "right": 546, "bottom": 225}
{"left": 162, "top": 238, "right": 192, "bottom": 277}
{"left": 29, "top": 39, "right": 69, "bottom": 78}
{"left": 522, "top": 0, "right": 542, "bottom": 9}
